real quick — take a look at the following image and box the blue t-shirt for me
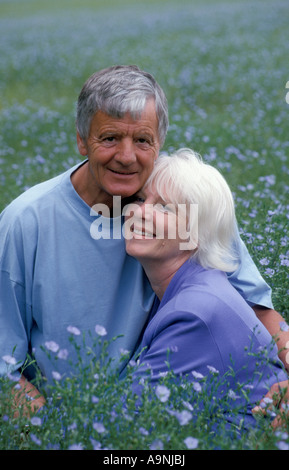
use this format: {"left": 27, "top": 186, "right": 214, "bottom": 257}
{"left": 0, "top": 161, "right": 154, "bottom": 383}
{"left": 0, "top": 160, "right": 274, "bottom": 385}
{"left": 133, "top": 259, "right": 287, "bottom": 428}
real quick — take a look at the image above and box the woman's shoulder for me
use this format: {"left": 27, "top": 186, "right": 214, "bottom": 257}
{"left": 163, "top": 262, "right": 256, "bottom": 329}
{"left": 178, "top": 262, "right": 242, "bottom": 309}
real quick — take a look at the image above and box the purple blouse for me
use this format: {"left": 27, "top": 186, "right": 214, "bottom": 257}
{"left": 134, "top": 259, "right": 287, "bottom": 428}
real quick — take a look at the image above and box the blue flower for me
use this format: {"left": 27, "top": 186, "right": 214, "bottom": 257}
{"left": 44, "top": 341, "right": 59, "bottom": 353}
{"left": 30, "top": 434, "right": 42, "bottom": 446}
{"left": 182, "top": 400, "right": 194, "bottom": 411}
{"left": 207, "top": 365, "right": 219, "bottom": 374}
{"left": 276, "top": 441, "right": 289, "bottom": 451}
{"left": 155, "top": 385, "right": 170, "bottom": 402}
{"left": 31, "top": 416, "right": 42, "bottom": 426}
{"left": 52, "top": 371, "right": 62, "bottom": 381}
{"left": 90, "top": 438, "right": 102, "bottom": 450}
{"left": 95, "top": 324, "right": 107, "bottom": 336}
{"left": 68, "top": 422, "right": 77, "bottom": 431}
{"left": 149, "top": 439, "right": 164, "bottom": 450}
{"left": 259, "top": 257, "right": 270, "bottom": 266}
{"left": 2, "top": 355, "right": 17, "bottom": 365}
{"left": 275, "top": 431, "right": 289, "bottom": 440}
{"left": 93, "top": 421, "right": 106, "bottom": 434}
{"left": 184, "top": 436, "right": 199, "bottom": 449}
{"left": 264, "top": 268, "right": 275, "bottom": 277}
{"left": 68, "top": 443, "right": 83, "bottom": 450}
{"left": 139, "top": 427, "right": 149, "bottom": 436}
{"left": 57, "top": 348, "right": 69, "bottom": 360}
{"left": 168, "top": 409, "right": 193, "bottom": 425}
{"left": 192, "top": 382, "right": 202, "bottom": 392}
{"left": 228, "top": 389, "right": 240, "bottom": 400}
{"left": 191, "top": 371, "right": 204, "bottom": 380}
{"left": 280, "top": 321, "right": 289, "bottom": 332}
{"left": 67, "top": 325, "right": 81, "bottom": 336}
{"left": 260, "top": 397, "right": 273, "bottom": 409}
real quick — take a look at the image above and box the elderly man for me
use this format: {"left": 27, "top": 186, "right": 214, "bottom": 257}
{"left": 0, "top": 65, "right": 288, "bottom": 415}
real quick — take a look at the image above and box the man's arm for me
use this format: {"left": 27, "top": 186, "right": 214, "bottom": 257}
{"left": 227, "top": 233, "right": 289, "bottom": 368}
{"left": 253, "top": 306, "right": 289, "bottom": 371}
{"left": 12, "top": 375, "right": 46, "bottom": 418}
{"left": 252, "top": 306, "right": 289, "bottom": 428}
{"left": 227, "top": 234, "right": 289, "bottom": 426}
{"left": 227, "top": 233, "right": 274, "bottom": 309}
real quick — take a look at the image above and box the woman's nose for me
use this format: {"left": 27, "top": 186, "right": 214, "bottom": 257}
{"left": 138, "top": 201, "right": 155, "bottom": 221}
{"left": 124, "top": 200, "right": 154, "bottom": 224}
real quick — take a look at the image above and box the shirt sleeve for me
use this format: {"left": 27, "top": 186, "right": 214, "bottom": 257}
{"left": 0, "top": 212, "right": 32, "bottom": 377}
{"left": 227, "top": 232, "right": 273, "bottom": 309}
{"left": 0, "top": 271, "right": 30, "bottom": 377}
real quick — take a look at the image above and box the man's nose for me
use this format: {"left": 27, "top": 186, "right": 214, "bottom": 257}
{"left": 115, "top": 138, "right": 137, "bottom": 165}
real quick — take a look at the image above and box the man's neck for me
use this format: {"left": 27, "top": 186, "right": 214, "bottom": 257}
{"left": 71, "top": 161, "right": 113, "bottom": 209}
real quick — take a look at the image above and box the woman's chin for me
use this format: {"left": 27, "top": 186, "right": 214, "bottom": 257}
{"left": 125, "top": 240, "right": 139, "bottom": 258}
{"left": 125, "top": 241, "right": 147, "bottom": 261}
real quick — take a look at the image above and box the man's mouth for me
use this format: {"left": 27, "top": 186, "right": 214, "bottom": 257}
{"left": 109, "top": 168, "right": 138, "bottom": 176}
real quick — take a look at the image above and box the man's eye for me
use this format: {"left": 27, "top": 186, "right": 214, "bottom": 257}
{"left": 100, "top": 136, "right": 117, "bottom": 147}
{"left": 136, "top": 137, "right": 151, "bottom": 147}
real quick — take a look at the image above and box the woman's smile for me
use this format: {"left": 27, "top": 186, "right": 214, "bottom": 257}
{"left": 130, "top": 224, "right": 156, "bottom": 239}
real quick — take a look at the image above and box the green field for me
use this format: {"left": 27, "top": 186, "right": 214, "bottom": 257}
{"left": 0, "top": 0, "right": 289, "bottom": 450}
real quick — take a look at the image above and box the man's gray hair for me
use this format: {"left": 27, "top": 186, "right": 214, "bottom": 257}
{"left": 76, "top": 65, "right": 169, "bottom": 147}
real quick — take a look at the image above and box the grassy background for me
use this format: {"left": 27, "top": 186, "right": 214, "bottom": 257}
{"left": 1, "top": 0, "right": 289, "bottom": 308}
{"left": 1, "top": 0, "right": 289, "bottom": 450}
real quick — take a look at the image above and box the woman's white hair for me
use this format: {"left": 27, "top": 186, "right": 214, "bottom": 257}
{"left": 144, "top": 148, "right": 239, "bottom": 272}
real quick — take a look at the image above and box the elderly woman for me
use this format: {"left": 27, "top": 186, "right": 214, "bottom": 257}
{"left": 125, "top": 148, "right": 287, "bottom": 429}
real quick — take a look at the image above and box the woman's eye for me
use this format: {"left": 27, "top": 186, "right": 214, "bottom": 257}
{"left": 159, "top": 204, "right": 169, "bottom": 213}
{"left": 134, "top": 196, "right": 145, "bottom": 204}
{"left": 155, "top": 203, "right": 175, "bottom": 214}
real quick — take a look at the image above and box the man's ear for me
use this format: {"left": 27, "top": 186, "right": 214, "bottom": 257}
{"left": 76, "top": 132, "right": 88, "bottom": 156}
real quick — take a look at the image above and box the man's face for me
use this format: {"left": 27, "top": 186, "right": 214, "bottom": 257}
{"left": 76, "top": 99, "right": 160, "bottom": 206}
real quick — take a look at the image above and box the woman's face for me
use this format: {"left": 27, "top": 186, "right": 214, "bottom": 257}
{"left": 124, "top": 186, "right": 194, "bottom": 263}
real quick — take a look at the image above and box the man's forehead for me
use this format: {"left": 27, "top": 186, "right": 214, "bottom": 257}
{"left": 91, "top": 109, "right": 158, "bottom": 134}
